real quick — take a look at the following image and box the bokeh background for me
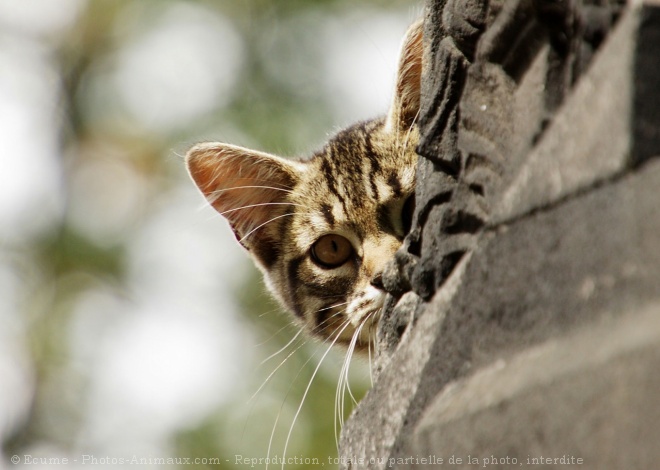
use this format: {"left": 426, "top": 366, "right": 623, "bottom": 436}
{"left": 0, "top": 0, "right": 419, "bottom": 468}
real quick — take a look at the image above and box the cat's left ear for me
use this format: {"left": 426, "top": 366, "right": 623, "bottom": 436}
{"left": 386, "top": 19, "right": 423, "bottom": 134}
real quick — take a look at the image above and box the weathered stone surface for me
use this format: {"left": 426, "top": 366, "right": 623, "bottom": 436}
{"left": 492, "top": 4, "right": 655, "bottom": 223}
{"left": 411, "top": 305, "right": 660, "bottom": 470}
{"left": 344, "top": 156, "right": 660, "bottom": 470}
{"left": 340, "top": 1, "right": 660, "bottom": 468}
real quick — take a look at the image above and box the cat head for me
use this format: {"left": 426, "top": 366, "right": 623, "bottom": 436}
{"left": 186, "top": 20, "right": 422, "bottom": 350}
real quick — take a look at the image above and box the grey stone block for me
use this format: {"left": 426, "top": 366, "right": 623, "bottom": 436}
{"left": 340, "top": 1, "right": 660, "bottom": 468}
{"left": 343, "top": 157, "right": 660, "bottom": 470}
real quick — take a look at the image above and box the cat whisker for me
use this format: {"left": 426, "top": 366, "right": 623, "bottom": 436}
{"left": 262, "top": 304, "right": 348, "bottom": 467}
{"left": 207, "top": 179, "right": 324, "bottom": 207}
{"left": 240, "top": 331, "right": 306, "bottom": 447}
{"left": 260, "top": 328, "right": 304, "bottom": 365}
{"left": 264, "top": 338, "right": 314, "bottom": 470}
{"left": 249, "top": 306, "right": 344, "bottom": 421}
{"left": 279, "top": 319, "right": 353, "bottom": 470}
{"left": 334, "top": 309, "right": 375, "bottom": 446}
{"left": 257, "top": 305, "right": 288, "bottom": 319}
{"left": 238, "top": 213, "right": 297, "bottom": 243}
{"left": 250, "top": 339, "right": 307, "bottom": 404}
{"left": 368, "top": 334, "right": 374, "bottom": 388}
{"left": 312, "top": 302, "right": 350, "bottom": 337}
{"left": 335, "top": 320, "right": 354, "bottom": 444}
{"left": 218, "top": 201, "right": 306, "bottom": 217}
{"left": 237, "top": 207, "right": 332, "bottom": 244}
{"left": 316, "top": 310, "right": 350, "bottom": 336}
{"left": 210, "top": 184, "right": 296, "bottom": 196}
{"left": 264, "top": 307, "right": 349, "bottom": 470}
{"left": 316, "top": 300, "right": 350, "bottom": 313}
{"left": 402, "top": 109, "right": 421, "bottom": 151}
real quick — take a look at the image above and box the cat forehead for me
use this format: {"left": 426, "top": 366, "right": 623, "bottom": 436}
{"left": 299, "top": 120, "right": 416, "bottom": 198}
{"left": 321, "top": 119, "right": 408, "bottom": 167}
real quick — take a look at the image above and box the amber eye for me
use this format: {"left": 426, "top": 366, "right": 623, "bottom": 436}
{"left": 311, "top": 234, "right": 353, "bottom": 268}
{"left": 402, "top": 195, "right": 415, "bottom": 234}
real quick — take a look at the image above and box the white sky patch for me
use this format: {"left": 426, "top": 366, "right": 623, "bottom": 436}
{"left": 90, "top": 305, "right": 236, "bottom": 427}
{"left": 62, "top": 134, "right": 256, "bottom": 453}
{"left": 0, "top": 0, "right": 85, "bottom": 37}
{"left": 0, "top": 327, "right": 33, "bottom": 444}
{"left": 126, "top": 185, "right": 248, "bottom": 301}
{"left": 80, "top": 305, "right": 245, "bottom": 449}
{"left": 320, "top": 10, "right": 414, "bottom": 124}
{"left": 76, "top": 186, "right": 253, "bottom": 451}
{"left": 110, "top": 2, "right": 244, "bottom": 132}
{"left": 0, "top": 37, "right": 65, "bottom": 242}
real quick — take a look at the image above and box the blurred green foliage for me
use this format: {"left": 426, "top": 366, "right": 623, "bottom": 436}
{"left": 2, "top": 0, "right": 415, "bottom": 468}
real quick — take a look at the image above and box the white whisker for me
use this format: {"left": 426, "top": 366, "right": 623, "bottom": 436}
{"left": 317, "top": 301, "right": 350, "bottom": 313}
{"left": 250, "top": 341, "right": 306, "bottom": 404}
{"left": 210, "top": 184, "right": 295, "bottom": 195}
{"left": 401, "top": 108, "right": 421, "bottom": 152}
{"left": 219, "top": 201, "right": 306, "bottom": 217}
{"left": 279, "top": 319, "right": 353, "bottom": 470}
{"left": 368, "top": 334, "right": 374, "bottom": 388}
{"left": 240, "top": 333, "right": 306, "bottom": 447}
{"left": 257, "top": 306, "right": 287, "bottom": 320}
{"left": 314, "top": 303, "right": 350, "bottom": 337}
{"left": 238, "top": 213, "right": 296, "bottom": 243}
{"left": 266, "top": 302, "right": 348, "bottom": 469}
{"left": 264, "top": 336, "right": 313, "bottom": 470}
{"left": 334, "top": 309, "right": 374, "bottom": 448}
{"left": 260, "top": 329, "right": 304, "bottom": 365}
{"left": 264, "top": 307, "right": 348, "bottom": 470}
{"left": 334, "top": 318, "right": 351, "bottom": 446}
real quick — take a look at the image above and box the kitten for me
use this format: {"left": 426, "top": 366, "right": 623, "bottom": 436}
{"left": 186, "top": 20, "right": 422, "bottom": 351}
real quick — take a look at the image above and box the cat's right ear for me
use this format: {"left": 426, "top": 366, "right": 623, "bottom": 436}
{"left": 186, "top": 142, "right": 301, "bottom": 257}
{"left": 386, "top": 19, "right": 423, "bottom": 134}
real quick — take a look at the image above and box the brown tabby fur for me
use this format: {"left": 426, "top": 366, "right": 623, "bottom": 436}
{"left": 186, "top": 20, "right": 422, "bottom": 350}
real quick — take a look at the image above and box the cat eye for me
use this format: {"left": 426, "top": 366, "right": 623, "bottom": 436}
{"left": 402, "top": 195, "right": 415, "bottom": 234}
{"left": 311, "top": 234, "right": 353, "bottom": 268}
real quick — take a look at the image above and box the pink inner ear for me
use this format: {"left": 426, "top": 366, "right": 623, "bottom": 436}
{"left": 210, "top": 174, "right": 290, "bottom": 241}
{"left": 186, "top": 143, "right": 297, "bottom": 243}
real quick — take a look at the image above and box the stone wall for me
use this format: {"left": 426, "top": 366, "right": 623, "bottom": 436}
{"left": 340, "top": 1, "right": 660, "bottom": 468}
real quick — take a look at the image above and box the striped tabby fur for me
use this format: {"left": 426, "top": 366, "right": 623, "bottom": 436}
{"left": 186, "top": 21, "right": 422, "bottom": 350}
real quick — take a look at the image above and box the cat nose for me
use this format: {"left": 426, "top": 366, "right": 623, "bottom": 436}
{"left": 370, "top": 272, "right": 384, "bottom": 290}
